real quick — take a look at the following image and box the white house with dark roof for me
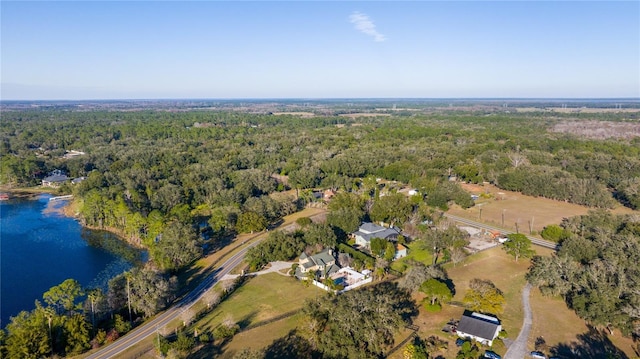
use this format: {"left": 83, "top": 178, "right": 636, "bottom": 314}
{"left": 352, "top": 222, "right": 400, "bottom": 248}
{"left": 456, "top": 311, "right": 502, "bottom": 346}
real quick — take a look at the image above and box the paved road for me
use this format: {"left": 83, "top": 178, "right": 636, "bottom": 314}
{"left": 505, "top": 283, "right": 533, "bottom": 359}
{"left": 86, "top": 211, "right": 324, "bottom": 359}
{"left": 443, "top": 214, "right": 559, "bottom": 250}
{"left": 85, "top": 241, "right": 259, "bottom": 359}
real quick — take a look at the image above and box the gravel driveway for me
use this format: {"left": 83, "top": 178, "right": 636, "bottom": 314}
{"left": 505, "top": 283, "right": 533, "bottom": 359}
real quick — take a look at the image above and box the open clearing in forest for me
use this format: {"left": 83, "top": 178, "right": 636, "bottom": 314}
{"left": 271, "top": 111, "right": 316, "bottom": 117}
{"left": 450, "top": 183, "right": 635, "bottom": 234}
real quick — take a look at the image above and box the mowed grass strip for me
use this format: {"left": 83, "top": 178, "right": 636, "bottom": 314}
{"left": 218, "top": 313, "right": 306, "bottom": 358}
{"left": 193, "top": 273, "right": 323, "bottom": 355}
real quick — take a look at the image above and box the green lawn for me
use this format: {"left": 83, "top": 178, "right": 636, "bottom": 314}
{"left": 391, "top": 242, "right": 435, "bottom": 272}
{"left": 187, "top": 273, "right": 323, "bottom": 356}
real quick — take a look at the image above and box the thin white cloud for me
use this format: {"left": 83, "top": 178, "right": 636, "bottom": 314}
{"left": 349, "top": 11, "right": 386, "bottom": 42}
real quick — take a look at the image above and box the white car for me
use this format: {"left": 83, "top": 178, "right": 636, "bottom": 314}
{"left": 497, "top": 237, "right": 509, "bottom": 243}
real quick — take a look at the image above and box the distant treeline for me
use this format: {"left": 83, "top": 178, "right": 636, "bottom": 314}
{"left": 2, "top": 110, "right": 640, "bottom": 269}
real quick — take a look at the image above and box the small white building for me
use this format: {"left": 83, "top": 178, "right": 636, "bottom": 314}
{"left": 394, "top": 243, "right": 408, "bottom": 260}
{"left": 456, "top": 312, "right": 502, "bottom": 346}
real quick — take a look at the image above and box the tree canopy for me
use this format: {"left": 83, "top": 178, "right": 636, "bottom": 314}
{"left": 420, "top": 278, "right": 453, "bottom": 307}
{"left": 462, "top": 279, "right": 506, "bottom": 315}
{"left": 502, "top": 233, "right": 535, "bottom": 262}
{"left": 302, "top": 281, "right": 418, "bottom": 358}
{"left": 527, "top": 211, "right": 640, "bottom": 336}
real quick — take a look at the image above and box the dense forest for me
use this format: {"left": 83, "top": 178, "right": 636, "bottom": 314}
{"left": 1, "top": 103, "right": 639, "bottom": 357}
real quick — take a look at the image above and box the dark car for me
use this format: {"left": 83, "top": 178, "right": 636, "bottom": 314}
{"left": 484, "top": 351, "right": 502, "bottom": 359}
{"left": 455, "top": 338, "right": 467, "bottom": 347}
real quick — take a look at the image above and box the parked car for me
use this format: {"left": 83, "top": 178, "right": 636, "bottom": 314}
{"left": 530, "top": 351, "right": 547, "bottom": 359}
{"left": 497, "top": 237, "right": 509, "bottom": 243}
{"left": 455, "top": 338, "right": 467, "bottom": 347}
{"left": 484, "top": 350, "right": 502, "bottom": 359}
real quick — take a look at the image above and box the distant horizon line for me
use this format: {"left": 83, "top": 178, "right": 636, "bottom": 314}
{"left": 2, "top": 97, "right": 640, "bottom": 103}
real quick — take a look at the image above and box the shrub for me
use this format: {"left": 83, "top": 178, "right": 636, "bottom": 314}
{"left": 540, "top": 224, "right": 569, "bottom": 242}
{"left": 114, "top": 314, "right": 131, "bottom": 334}
{"left": 214, "top": 324, "right": 238, "bottom": 340}
{"left": 296, "top": 217, "right": 313, "bottom": 227}
{"left": 424, "top": 303, "right": 442, "bottom": 312}
{"left": 154, "top": 334, "right": 171, "bottom": 357}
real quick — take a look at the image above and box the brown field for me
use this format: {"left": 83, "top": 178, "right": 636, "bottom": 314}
{"left": 529, "top": 288, "right": 636, "bottom": 358}
{"left": 551, "top": 120, "right": 640, "bottom": 139}
{"left": 214, "top": 314, "right": 305, "bottom": 358}
{"left": 338, "top": 113, "right": 392, "bottom": 118}
{"left": 446, "top": 248, "right": 529, "bottom": 338}
{"left": 450, "top": 183, "right": 636, "bottom": 234}
{"left": 515, "top": 107, "right": 640, "bottom": 113}
{"left": 271, "top": 111, "right": 315, "bottom": 117}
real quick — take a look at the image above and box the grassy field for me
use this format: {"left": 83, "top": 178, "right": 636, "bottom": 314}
{"left": 529, "top": 288, "right": 637, "bottom": 358}
{"left": 450, "top": 183, "right": 635, "bottom": 234}
{"left": 187, "top": 273, "right": 323, "bottom": 357}
{"left": 447, "top": 248, "right": 529, "bottom": 342}
{"left": 389, "top": 247, "right": 531, "bottom": 358}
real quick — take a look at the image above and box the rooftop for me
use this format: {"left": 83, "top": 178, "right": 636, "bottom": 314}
{"left": 457, "top": 311, "right": 501, "bottom": 341}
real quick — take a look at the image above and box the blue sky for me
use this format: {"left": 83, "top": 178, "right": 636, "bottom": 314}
{"left": 2, "top": 1, "right": 638, "bottom": 100}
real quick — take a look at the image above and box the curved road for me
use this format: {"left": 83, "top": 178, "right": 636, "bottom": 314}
{"left": 505, "top": 283, "right": 533, "bottom": 359}
{"left": 443, "top": 213, "right": 559, "bottom": 250}
{"left": 85, "top": 241, "right": 258, "bottom": 359}
{"left": 86, "top": 212, "right": 322, "bottom": 359}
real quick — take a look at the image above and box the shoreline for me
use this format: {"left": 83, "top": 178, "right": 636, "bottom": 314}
{"left": 0, "top": 186, "right": 59, "bottom": 199}
{"left": 61, "top": 199, "right": 146, "bottom": 249}
{"left": 1, "top": 187, "right": 148, "bottom": 250}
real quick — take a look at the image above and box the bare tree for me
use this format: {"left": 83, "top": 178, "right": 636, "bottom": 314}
{"left": 181, "top": 307, "right": 196, "bottom": 327}
{"left": 508, "top": 145, "right": 527, "bottom": 168}
{"left": 202, "top": 289, "right": 221, "bottom": 309}
{"left": 338, "top": 253, "right": 353, "bottom": 268}
{"left": 221, "top": 279, "right": 236, "bottom": 295}
{"left": 450, "top": 247, "right": 468, "bottom": 266}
